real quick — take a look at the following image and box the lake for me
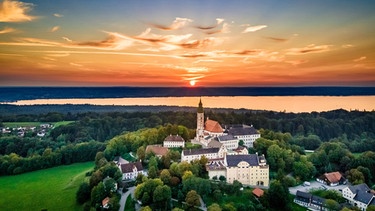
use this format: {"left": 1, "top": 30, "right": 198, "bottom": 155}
{"left": 5, "top": 96, "right": 375, "bottom": 113}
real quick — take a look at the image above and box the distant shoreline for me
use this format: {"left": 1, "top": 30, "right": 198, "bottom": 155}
{"left": 0, "top": 86, "right": 375, "bottom": 102}
{"left": 1, "top": 96, "right": 374, "bottom": 113}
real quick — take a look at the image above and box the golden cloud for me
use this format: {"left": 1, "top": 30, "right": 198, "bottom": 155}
{"left": 0, "top": 0, "right": 36, "bottom": 22}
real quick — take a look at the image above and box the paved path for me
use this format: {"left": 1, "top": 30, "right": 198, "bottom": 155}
{"left": 289, "top": 180, "right": 346, "bottom": 195}
{"left": 119, "top": 186, "right": 135, "bottom": 211}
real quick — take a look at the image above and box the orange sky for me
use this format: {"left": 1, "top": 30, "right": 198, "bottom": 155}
{"left": 0, "top": 0, "right": 374, "bottom": 86}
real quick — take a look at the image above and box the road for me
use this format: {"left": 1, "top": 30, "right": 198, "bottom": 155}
{"left": 119, "top": 186, "right": 135, "bottom": 211}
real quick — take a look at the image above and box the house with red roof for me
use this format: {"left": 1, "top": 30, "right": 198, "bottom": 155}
{"left": 316, "top": 171, "right": 346, "bottom": 186}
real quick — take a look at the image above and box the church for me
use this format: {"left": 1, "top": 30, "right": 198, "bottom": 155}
{"left": 192, "top": 98, "right": 269, "bottom": 187}
{"left": 195, "top": 98, "right": 261, "bottom": 149}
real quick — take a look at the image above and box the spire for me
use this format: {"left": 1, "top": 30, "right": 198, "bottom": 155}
{"left": 197, "top": 97, "right": 203, "bottom": 113}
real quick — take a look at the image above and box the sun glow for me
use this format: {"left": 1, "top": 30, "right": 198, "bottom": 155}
{"left": 189, "top": 80, "right": 196, "bottom": 86}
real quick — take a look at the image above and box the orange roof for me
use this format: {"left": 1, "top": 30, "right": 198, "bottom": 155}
{"left": 323, "top": 172, "right": 342, "bottom": 183}
{"left": 146, "top": 145, "right": 169, "bottom": 156}
{"left": 205, "top": 119, "right": 223, "bottom": 133}
{"left": 252, "top": 188, "right": 264, "bottom": 197}
{"left": 102, "top": 197, "right": 110, "bottom": 206}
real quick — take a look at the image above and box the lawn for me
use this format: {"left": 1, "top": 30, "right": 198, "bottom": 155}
{"left": 0, "top": 162, "right": 94, "bottom": 211}
{"left": 53, "top": 121, "right": 75, "bottom": 128}
{"left": 2, "top": 121, "right": 75, "bottom": 128}
{"left": 3, "top": 122, "right": 42, "bottom": 127}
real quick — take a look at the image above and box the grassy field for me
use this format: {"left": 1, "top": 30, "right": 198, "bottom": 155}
{"left": 53, "top": 121, "right": 75, "bottom": 127}
{"left": 2, "top": 121, "right": 74, "bottom": 128}
{"left": 0, "top": 162, "right": 93, "bottom": 211}
{"left": 3, "top": 122, "right": 42, "bottom": 127}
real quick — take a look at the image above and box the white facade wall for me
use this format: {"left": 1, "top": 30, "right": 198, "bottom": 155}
{"left": 236, "top": 134, "right": 260, "bottom": 148}
{"left": 226, "top": 163, "right": 269, "bottom": 186}
{"left": 182, "top": 152, "right": 219, "bottom": 163}
{"left": 221, "top": 139, "right": 239, "bottom": 150}
{"left": 208, "top": 169, "right": 226, "bottom": 180}
{"left": 163, "top": 140, "right": 185, "bottom": 148}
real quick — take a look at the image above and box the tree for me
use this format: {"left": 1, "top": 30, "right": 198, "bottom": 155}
{"left": 91, "top": 182, "right": 106, "bottom": 206}
{"left": 208, "top": 203, "right": 222, "bottom": 211}
{"left": 293, "top": 159, "right": 316, "bottom": 181}
{"left": 222, "top": 203, "right": 236, "bottom": 211}
{"left": 94, "top": 151, "right": 106, "bottom": 168}
{"left": 137, "top": 146, "right": 146, "bottom": 162}
{"left": 232, "top": 180, "right": 243, "bottom": 195}
{"left": 140, "top": 206, "right": 152, "bottom": 211}
{"left": 185, "top": 190, "right": 200, "bottom": 208}
{"left": 153, "top": 185, "right": 171, "bottom": 209}
{"left": 324, "top": 199, "right": 340, "bottom": 211}
{"left": 182, "top": 170, "right": 194, "bottom": 181}
{"left": 76, "top": 182, "right": 91, "bottom": 204}
{"left": 367, "top": 205, "right": 375, "bottom": 211}
{"left": 238, "top": 140, "right": 244, "bottom": 146}
{"left": 148, "top": 166, "right": 158, "bottom": 179}
{"left": 219, "top": 175, "right": 226, "bottom": 182}
{"left": 266, "top": 180, "right": 290, "bottom": 210}
{"left": 347, "top": 168, "right": 365, "bottom": 185}
{"left": 160, "top": 169, "right": 171, "bottom": 185}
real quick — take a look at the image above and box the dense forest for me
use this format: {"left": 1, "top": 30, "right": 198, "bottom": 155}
{"left": 0, "top": 107, "right": 374, "bottom": 176}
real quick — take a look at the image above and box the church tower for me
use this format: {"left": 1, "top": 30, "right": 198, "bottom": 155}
{"left": 196, "top": 98, "right": 205, "bottom": 143}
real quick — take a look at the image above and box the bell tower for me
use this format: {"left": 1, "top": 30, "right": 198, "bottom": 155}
{"left": 196, "top": 98, "right": 204, "bottom": 143}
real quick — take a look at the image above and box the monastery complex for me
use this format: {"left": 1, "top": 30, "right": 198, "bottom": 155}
{"left": 181, "top": 99, "right": 269, "bottom": 187}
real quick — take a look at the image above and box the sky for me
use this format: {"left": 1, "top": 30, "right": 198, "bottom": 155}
{"left": 0, "top": 0, "right": 374, "bottom": 87}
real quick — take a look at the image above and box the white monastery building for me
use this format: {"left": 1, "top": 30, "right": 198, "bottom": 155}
{"left": 195, "top": 98, "right": 261, "bottom": 148}
{"left": 163, "top": 134, "right": 185, "bottom": 148}
{"left": 206, "top": 154, "right": 269, "bottom": 187}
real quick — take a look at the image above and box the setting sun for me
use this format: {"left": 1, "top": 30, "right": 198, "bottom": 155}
{"left": 190, "top": 80, "right": 196, "bottom": 86}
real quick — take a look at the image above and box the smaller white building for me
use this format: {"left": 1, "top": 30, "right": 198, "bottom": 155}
{"left": 163, "top": 134, "right": 185, "bottom": 148}
{"left": 181, "top": 147, "right": 224, "bottom": 162}
{"left": 119, "top": 162, "right": 144, "bottom": 180}
{"left": 342, "top": 183, "right": 375, "bottom": 211}
{"left": 227, "top": 125, "right": 260, "bottom": 148}
{"left": 217, "top": 134, "right": 238, "bottom": 150}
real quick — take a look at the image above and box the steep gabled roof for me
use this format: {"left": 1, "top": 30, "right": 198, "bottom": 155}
{"left": 146, "top": 145, "right": 169, "bottom": 157}
{"left": 353, "top": 191, "right": 374, "bottom": 204}
{"left": 205, "top": 119, "right": 223, "bottom": 133}
{"left": 164, "top": 134, "right": 185, "bottom": 142}
{"left": 348, "top": 183, "right": 371, "bottom": 194}
{"left": 120, "top": 162, "right": 143, "bottom": 173}
{"left": 320, "top": 172, "right": 344, "bottom": 184}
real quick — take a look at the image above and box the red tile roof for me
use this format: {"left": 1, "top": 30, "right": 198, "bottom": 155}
{"left": 252, "top": 188, "right": 264, "bottom": 197}
{"left": 321, "top": 172, "right": 343, "bottom": 184}
{"left": 205, "top": 119, "right": 223, "bottom": 133}
{"left": 146, "top": 145, "right": 169, "bottom": 157}
{"left": 102, "top": 197, "right": 110, "bottom": 206}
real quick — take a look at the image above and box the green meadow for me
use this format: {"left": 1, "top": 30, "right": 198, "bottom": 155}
{"left": 0, "top": 162, "right": 93, "bottom": 211}
{"left": 2, "top": 121, "right": 74, "bottom": 128}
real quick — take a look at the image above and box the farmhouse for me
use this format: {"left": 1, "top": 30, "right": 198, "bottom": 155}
{"left": 316, "top": 171, "right": 346, "bottom": 186}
